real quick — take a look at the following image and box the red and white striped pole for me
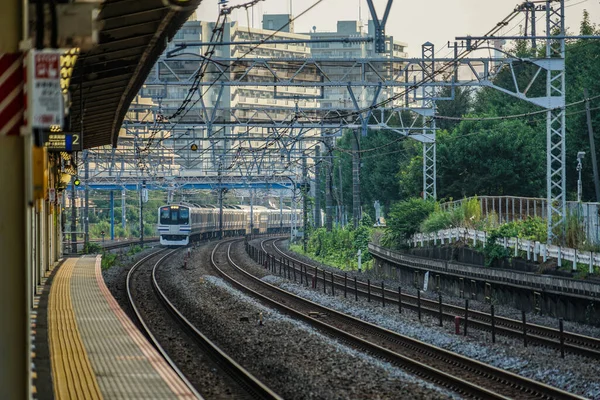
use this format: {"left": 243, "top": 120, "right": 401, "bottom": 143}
{"left": 0, "top": 1, "right": 28, "bottom": 399}
{"left": 0, "top": 53, "right": 25, "bottom": 136}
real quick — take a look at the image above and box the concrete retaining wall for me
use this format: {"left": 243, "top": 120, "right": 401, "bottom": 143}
{"left": 369, "top": 243, "right": 600, "bottom": 325}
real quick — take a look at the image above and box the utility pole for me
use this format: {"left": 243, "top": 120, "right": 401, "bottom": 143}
{"left": 325, "top": 138, "right": 333, "bottom": 232}
{"left": 83, "top": 150, "right": 89, "bottom": 248}
{"left": 352, "top": 131, "right": 361, "bottom": 228}
{"left": 338, "top": 163, "right": 344, "bottom": 227}
{"left": 279, "top": 192, "right": 283, "bottom": 232}
{"left": 109, "top": 191, "right": 115, "bottom": 240}
{"left": 218, "top": 166, "right": 223, "bottom": 240}
{"left": 302, "top": 156, "right": 308, "bottom": 252}
{"left": 314, "top": 145, "right": 321, "bottom": 228}
{"left": 140, "top": 180, "right": 146, "bottom": 246}
{"left": 584, "top": 88, "right": 600, "bottom": 202}
{"left": 121, "top": 189, "right": 126, "bottom": 230}
{"left": 250, "top": 187, "right": 254, "bottom": 236}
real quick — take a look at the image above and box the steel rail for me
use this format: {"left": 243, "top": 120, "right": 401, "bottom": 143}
{"left": 152, "top": 242, "right": 283, "bottom": 400}
{"left": 266, "top": 238, "right": 600, "bottom": 359}
{"left": 220, "top": 240, "right": 584, "bottom": 400}
{"left": 125, "top": 248, "right": 203, "bottom": 399}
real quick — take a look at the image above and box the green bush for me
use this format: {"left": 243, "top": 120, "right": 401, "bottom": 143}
{"left": 421, "top": 206, "right": 464, "bottom": 233}
{"left": 83, "top": 242, "right": 103, "bottom": 254}
{"left": 495, "top": 217, "right": 547, "bottom": 242}
{"left": 299, "top": 217, "right": 375, "bottom": 270}
{"left": 461, "top": 196, "right": 482, "bottom": 227}
{"left": 382, "top": 198, "right": 435, "bottom": 248}
{"left": 127, "top": 244, "right": 143, "bottom": 256}
{"left": 101, "top": 252, "right": 118, "bottom": 270}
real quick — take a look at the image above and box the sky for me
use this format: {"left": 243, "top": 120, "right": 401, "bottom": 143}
{"left": 196, "top": 0, "right": 600, "bottom": 56}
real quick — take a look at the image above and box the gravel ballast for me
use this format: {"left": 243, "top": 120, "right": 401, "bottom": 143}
{"left": 261, "top": 239, "right": 600, "bottom": 399}
{"left": 156, "top": 241, "right": 458, "bottom": 400}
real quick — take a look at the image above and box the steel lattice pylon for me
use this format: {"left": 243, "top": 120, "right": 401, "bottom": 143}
{"left": 545, "top": 0, "right": 566, "bottom": 242}
{"left": 421, "top": 42, "right": 436, "bottom": 200}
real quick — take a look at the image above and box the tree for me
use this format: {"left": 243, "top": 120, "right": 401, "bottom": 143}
{"left": 436, "top": 117, "right": 545, "bottom": 199}
{"left": 436, "top": 86, "right": 473, "bottom": 131}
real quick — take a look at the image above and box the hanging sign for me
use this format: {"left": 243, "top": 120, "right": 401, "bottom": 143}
{"left": 29, "top": 50, "right": 64, "bottom": 129}
{"left": 43, "top": 132, "right": 82, "bottom": 151}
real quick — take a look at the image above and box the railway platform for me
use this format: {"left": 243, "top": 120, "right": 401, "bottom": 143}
{"left": 34, "top": 256, "right": 197, "bottom": 399}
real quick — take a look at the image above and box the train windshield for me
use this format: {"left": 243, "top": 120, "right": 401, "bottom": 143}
{"left": 160, "top": 206, "right": 189, "bottom": 225}
{"left": 179, "top": 208, "right": 189, "bottom": 224}
{"left": 160, "top": 207, "right": 171, "bottom": 224}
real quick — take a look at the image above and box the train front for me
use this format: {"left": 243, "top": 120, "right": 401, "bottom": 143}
{"left": 157, "top": 204, "right": 191, "bottom": 246}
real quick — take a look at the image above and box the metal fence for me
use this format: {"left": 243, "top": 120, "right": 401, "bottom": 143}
{"left": 440, "top": 196, "right": 600, "bottom": 244}
{"left": 412, "top": 228, "right": 600, "bottom": 273}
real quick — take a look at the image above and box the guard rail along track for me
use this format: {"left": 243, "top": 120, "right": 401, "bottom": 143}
{"left": 217, "top": 239, "right": 584, "bottom": 399}
{"left": 261, "top": 237, "right": 600, "bottom": 360}
{"left": 127, "top": 244, "right": 282, "bottom": 400}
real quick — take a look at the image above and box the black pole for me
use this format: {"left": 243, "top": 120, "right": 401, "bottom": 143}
{"left": 354, "top": 277, "right": 358, "bottom": 301}
{"left": 438, "top": 293, "right": 443, "bottom": 327}
{"left": 323, "top": 269, "right": 326, "bottom": 294}
{"left": 344, "top": 273, "right": 347, "bottom": 298}
{"left": 559, "top": 318, "right": 565, "bottom": 358}
{"left": 491, "top": 304, "right": 496, "bottom": 343}
{"left": 522, "top": 311, "right": 528, "bottom": 347}
{"left": 464, "top": 299, "right": 469, "bottom": 336}
{"left": 417, "top": 290, "right": 422, "bottom": 322}
{"left": 398, "top": 286, "right": 402, "bottom": 313}
{"left": 331, "top": 272, "right": 335, "bottom": 296}
{"left": 140, "top": 180, "right": 146, "bottom": 246}
{"left": 381, "top": 282, "right": 385, "bottom": 307}
{"left": 367, "top": 279, "right": 371, "bottom": 302}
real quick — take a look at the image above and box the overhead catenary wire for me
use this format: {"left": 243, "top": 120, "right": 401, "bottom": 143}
{"left": 138, "top": 0, "right": 326, "bottom": 166}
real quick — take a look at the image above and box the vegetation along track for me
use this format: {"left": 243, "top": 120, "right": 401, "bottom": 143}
{"left": 215, "top": 239, "right": 583, "bottom": 400}
{"left": 126, "top": 243, "right": 282, "bottom": 400}
{"left": 263, "top": 237, "right": 600, "bottom": 360}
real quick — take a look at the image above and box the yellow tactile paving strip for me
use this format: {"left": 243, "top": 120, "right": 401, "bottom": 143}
{"left": 48, "top": 258, "right": 103, "bottom": 400}
{"left": 48, "top": 256, "right": 198, "bottom": 399}
{"left": 91, "top": 256, "right": 198, "bottom": 399}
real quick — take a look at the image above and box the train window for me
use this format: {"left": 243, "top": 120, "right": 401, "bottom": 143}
{"left": 179, "top": 208, "right": 189, "bottom": 224}
{"left": 160, "top": 207, "right": 171, "bottom": 225}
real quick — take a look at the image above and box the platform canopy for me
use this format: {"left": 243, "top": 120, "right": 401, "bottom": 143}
{"left": 68, "top": 0, "right": 201, "bottom": 149}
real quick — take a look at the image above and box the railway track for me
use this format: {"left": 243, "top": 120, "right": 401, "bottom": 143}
{"left": 215, "top": 239, "right": 584, "bottom": 400}
{"left": 262, "top": 237, "right": 600, "bottom": 360}
{"left": 126, "top": 244, "right": 282, "bottom": 400}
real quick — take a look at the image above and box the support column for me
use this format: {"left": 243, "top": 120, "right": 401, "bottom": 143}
{"left": 110, "top": 190, "right": 115, "bottom": 240}
{"left": 0, "top": 5, "right": 29, "bottom": 393}
{"left": 545, "top": 0, "right": 566, "bottom": 243}
{"left": 421, "top": 42, "right": 437, "bottom": 200}
{"left": 314, "top": 146, "right": 321, "bottom": 228}
{"left": 250, "top": 187, "right": 254, "bottom": 235}
{"left": 303, "top": 156, "right": 308, "bottom": 252}
{"left": 84, "top": 150, "right": 89, "bottom": 247}
{"left": 352, "top": 131, "right": 361, "bottom": 228}
{"left": 35, "top": 200, "right": 42, "bottom": 286}
{"left": 70, "top": 179, "right": 77, "bottom": 253}
{"left": 140, "top": 180, "right": 146, "bottom": 245}
{"left": 279, "top": 192, "right": 283, "bottom": 232}
{"left": 0, "top": 137, "right": 29, "bottom": 400}
{"left": 325, "top": 138, "right": 333, "bottom": 232}
{"left": 121, "top": 189, "right": 126, "bottom": 230}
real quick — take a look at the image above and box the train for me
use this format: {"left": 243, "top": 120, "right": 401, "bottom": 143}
{"left": 157, "top": 203, "right": 303, "bottom": 246}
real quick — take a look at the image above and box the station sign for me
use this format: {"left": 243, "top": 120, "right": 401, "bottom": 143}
{"left": 43, "top": 132, "right": 82, "bottom": 152}
{"left": 28, "top": 50, "right": 64, "bottom": 129}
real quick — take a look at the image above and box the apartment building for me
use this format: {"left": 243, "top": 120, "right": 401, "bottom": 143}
{"left": 137, "top": 13, "right": 407, "bottom": 177}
